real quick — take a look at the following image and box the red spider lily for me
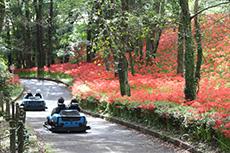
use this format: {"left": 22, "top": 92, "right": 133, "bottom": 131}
{"left": 224, "top": 122, "right": 230, "bottom": 129}
{"left": 138, "top": 104, "right": 155, "bottom": 111}
{"left": 7, "top": 75, "right": 20, "bottom": 85}
{"left": 222, "top": 130, "right": 230, "bottom": 138}
{"left": 214, "top": 120, "right": 223, "bottom": 129}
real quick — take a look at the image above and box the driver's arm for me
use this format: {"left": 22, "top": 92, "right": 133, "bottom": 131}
{"left": 51, "top": 108, "right": 57, "bottom": 115}
{"left": 77, "top": 105, "right": 81, "bottom": 112}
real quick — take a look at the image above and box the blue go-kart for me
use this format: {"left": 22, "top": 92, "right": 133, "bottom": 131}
{"left": 44, "top": 109, "right": 91, "bottom": 133}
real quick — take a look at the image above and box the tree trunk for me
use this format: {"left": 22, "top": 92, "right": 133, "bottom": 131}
{"left": 47, "top": 0, "right": 53, "bottom": 67}
{"left": 118, "top": 56, "right": 131, "bottom": 96}
{"left": 0, "top": 0, "right": 5, "bottom": 33}
{"left": 146, "top": 0, "right": 160, "bottom": 61}
{"left": 139, "top": 39, "right": 143, "bottom": 60}
{"left": 109, "top": 41, "right": 119, "bottom": 77}
{"left": 194, "top": 0, "right": 203, "bottom": 94}
{"left": 113, "top": 54, "right": 119, "bottom": 77}
{"left": 6, "top": 23, "right": 13, "bottom": 70}
{"left": 152, "top": 0, "right": 165, "bottom": 56}
{"left": 179, "top": 0, "right": 196, "bottom": 101}
{"left": 152, "top": 29, "right": 162, "bottom": 56}
{"left": 146, "top": 0, "right": 165, "bottom": 64}
{"left": 25, "top": 0, "right": 33, "bottom": 68}
{"left": 177, "top": 15, "right": 185, "bottom": 75}
{"left": 86, "top": 2, "right": 96, "bottom": 63}
{"left": 119, "top": 0, "right": 131, "bottom": 96}
{"left": 86, "top": 23, "right": 93, "bottom": 62}
{"left": 146, "top": 34, "right": 154, "bottom": 64}
{"left": 104, "top": 54, "right": 110, "bottom": 71}
{"left": 194, "top": 0, "right": 203, "bottom": 81}
{"left": 34, "top": 0, "right": 44, "bottom": 77}
{"left": 128, "top": 50, "right": 135, "bottom": 75}
{"left": 19, "top": 0, "right": 31, "bottom": 68}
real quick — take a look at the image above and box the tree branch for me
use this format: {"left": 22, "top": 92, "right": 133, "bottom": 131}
{"left": 190, "top": 1, "right": 230, "bottom": 19}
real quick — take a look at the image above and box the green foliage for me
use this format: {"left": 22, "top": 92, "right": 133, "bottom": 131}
{"left": 215, "top": 130, "right": 230, "bottom": 152}
{"left": 0, "top": 56, "right": 9, "bottom": 84}
{"left": 199, "top": 0, "right": 230, "bottom": 14}
{"left": 9, "top": 84, "right": 23, "bottom": 97}
{"left": 0, "top": 0, "right": 89, "bottom": 68}
{"left": 55, "top": 0, "right": 87, "bottom": 53}
{"left": 0, "top": 56, "right": 11, "bottom": 99}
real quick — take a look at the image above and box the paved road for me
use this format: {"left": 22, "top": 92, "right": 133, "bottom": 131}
{"left": 19, "top": 79, "right": 189, "bottom": 153}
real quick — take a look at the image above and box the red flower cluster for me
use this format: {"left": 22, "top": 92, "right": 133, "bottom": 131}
{"left": 7, "top": 75, "right": 20, "bottom": 85}
{"left": 138, "top": 104, "right": 155, "bottom": 111}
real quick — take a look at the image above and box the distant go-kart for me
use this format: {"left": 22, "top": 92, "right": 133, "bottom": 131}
{"left": 20, "top": 95, "right": 47, "bottom": 111}
{"left": 44, "top": 109, "right": 91, "bottom": 133}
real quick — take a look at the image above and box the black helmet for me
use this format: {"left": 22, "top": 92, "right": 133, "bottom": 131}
{"left": 71, "top": 98, "right": 78, "bottom": 104}
{"left": 58, "top": 97, "right": 65, "bottom": 104}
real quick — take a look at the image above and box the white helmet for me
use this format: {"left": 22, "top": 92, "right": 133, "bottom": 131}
{"left": 36, "top": 89, "right": 41, "bottom": 93}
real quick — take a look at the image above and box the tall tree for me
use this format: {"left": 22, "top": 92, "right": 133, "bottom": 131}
{"left": 178, "top": 0, "right": 229, "bottom": 100}
{"left": 194, "top": 0, "right": 203, "bottom": 94}
{"left": 86, "top": 9, "right": 93, "bottom": 62}
{"left": 86, "top": 0, "right": 103, "bottom": 62}
{"left": 146, "top": 0, "right": 166, "bottom": 64}
{"left": 0, "top": 0, "right": 5, "bottom": 33}
{"left": 34, "top": 0, "right": 45, "bottom": 77}
{"left": 47, "top": 0, "right": 54, "bottom": 67}
{"left": 177, "top": 14, "right": 185, "bottom": 75}
{"left": 24, "top": 0, "right": 34, "bottom": 68}
{"left": 6, "top": 19, "right": 12, "bottom": 68}
{"left": 118, "top": 0, "right": 131, "bottom": 96}
{"left": 179, "top": 0, "right": 196, "bottom": 101}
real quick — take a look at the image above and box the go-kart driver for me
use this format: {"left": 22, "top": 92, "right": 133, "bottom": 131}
{"left": 68, "top": 98, "right": 81, "bottom": 112}
{"left": 35, "top": 89, "right": 42, "bottom": 98}
{"left": 24, "top": 90, "right": 33, "bottom": 99}
{"left": 51, "top": 97, "right": 66, "bottom": 115}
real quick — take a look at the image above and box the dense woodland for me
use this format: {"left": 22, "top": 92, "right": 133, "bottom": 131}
{"left": 0, "top": 0, "right": 230, "bottom": 148}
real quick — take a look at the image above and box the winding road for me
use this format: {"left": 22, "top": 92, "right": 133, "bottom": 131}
{"left": 18, "top": 79, "right": 189, "bottom": 153}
